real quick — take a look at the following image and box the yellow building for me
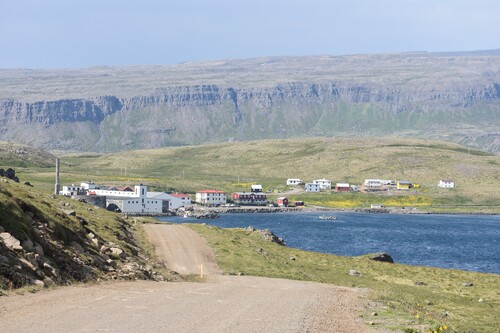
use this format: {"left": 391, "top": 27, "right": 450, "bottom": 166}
{"left": 397, "top": 180, "right": 412, "bottom": 190}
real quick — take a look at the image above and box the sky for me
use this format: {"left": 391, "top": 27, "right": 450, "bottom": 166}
{"left": 0, "top": 0, "right": 499, "bottom": 68}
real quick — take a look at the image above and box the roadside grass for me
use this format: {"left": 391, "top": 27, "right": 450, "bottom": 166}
{"left": 188, "top": 223, "right": 500, "bottom": 333}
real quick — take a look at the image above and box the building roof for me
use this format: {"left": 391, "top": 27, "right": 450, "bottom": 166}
{"left": 251, "top": 184, "right": 262, "bottom": 189}
{"left": 397, "top": 180, "right": 412, "bottom": 185}
{"left": 314, "top": 178, "right": 331, "bottom": 182}
{"left": 110, "top": 186, "right": 134, "bottom": 191}
{"left": 147, "top": 192, "right": 171, "bottom": 200}
{"left": 169, "top": 193, "right": 190, "bottom": 198}
{"left": 440, "top": 179, "right": 454, "bottom": 182}
{"left": 197, "top": 190, "right": 226, "bottom": 194}
{"left": 336, "top": 183, "right": 350, "bottom": 187}
{"left": 233, "top": 192, "right": 266, "bottom": 195}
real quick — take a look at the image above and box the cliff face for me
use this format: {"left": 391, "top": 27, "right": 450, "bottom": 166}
{"left": 0, "top": 54, "right": 499, "bottom": 152}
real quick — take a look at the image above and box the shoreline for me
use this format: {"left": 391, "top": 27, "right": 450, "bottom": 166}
{"left": 201, "top": 205, "right": 500, "bottom": 216}
{"left": 126, "top": 205, "right": 499, "bottom": 218}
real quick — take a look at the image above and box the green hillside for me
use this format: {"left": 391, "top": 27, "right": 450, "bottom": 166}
{"left": 15, "top": 137, "right": 498, "bottom": 213}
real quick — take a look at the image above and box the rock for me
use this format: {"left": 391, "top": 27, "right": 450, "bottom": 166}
{"left": 107, "top": 247, "right": 126, "bottom": 259}
{"left": 19, "top": 258, "right": 37, "bottom": 271}
{"left": 463, "top": 282, "right": 474, "bottom": 287}
{"left": 371, "top": 312, "right": 378, "bottom": 316}
{"left": 478, "top": 298, "right": 484, "bottom": 303}
{"left": 244, "top": 226, "right": 255, "bottom": 232}
{"left": 21, "top": 239, "right": 35, "bottom": 252}
{"left": 0, "top": 232, "right": 23, "bottom": 251}
{"left": 368, "top": 252, "right": 394, "bottom": 263}
{"left": 258, "top": 229, "right": 286, "bottom": 245}
{"left": 348, "top": 269, "right": 362, "bottom": 277}
{"left": 43, "top": 277, "right": 56, "bottom": 287}
{"left": 70, "top": 241, "right": 85, "bottom": 253}
{"left": 64, "top": 210, "right": 76, "bottom": 216}
{"left": 91, "top": 238, "right": 99, "bottom": 247}
{"left": 33, "top": 279, "right": 45, "bottom": 288}
{"left": 43, "top": 262, "right": 58, "bottom": 278}
{"left": 34, "top": 243, "right": 44, "bottom": 256}
{"left": 289, "top": 256, "right": 296, "bottom": 261}
{"left": 257, "top": 248, "right": 265, "bottom": 254}
{"left": 0, "top": 255, "right": 9, "bottom": 267}
{"left": 415, "top": 281, "right": 427, "bottom": 286}
{"left": 24, "top": 181, "right": 33, "bottom": 187}
{"left": 106, "top": 259, "right": 118, "bottom": 268}
{"left": 12, "top": 272, "right": 26, "bottom": 287}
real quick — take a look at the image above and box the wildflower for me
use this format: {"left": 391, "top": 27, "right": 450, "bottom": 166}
{"left": 415, "top": 314, "right": 420, "bottom": 319}
{"left": 443, "top": 325, "right": 447, "bottom": 330}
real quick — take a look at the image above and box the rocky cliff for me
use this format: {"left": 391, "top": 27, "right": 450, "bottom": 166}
{"left": 0, "top": 53, "right": 499, "bottom": 152}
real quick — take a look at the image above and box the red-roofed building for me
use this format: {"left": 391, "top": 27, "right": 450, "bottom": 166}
{"left": 196, "top": 190, "right": 227, "bottom": 205}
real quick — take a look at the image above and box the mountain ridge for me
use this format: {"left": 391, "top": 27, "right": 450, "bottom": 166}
{"left": 0, "top": 52, "right": 499, "bottom": 152}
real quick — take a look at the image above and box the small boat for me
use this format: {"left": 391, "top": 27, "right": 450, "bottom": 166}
{"left": 319, "top": 215, "right": 336, "bottom": 220}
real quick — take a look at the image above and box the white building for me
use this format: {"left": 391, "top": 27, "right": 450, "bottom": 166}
{"left": 438, "top": 179, "right": 455, "bottom": 188}
{"left": 286, "top": 178, "right": 304, "bottom": 186}
{"left": 151, "top": 193, "right": 191, "bottom": 209}
{"left": 60, "top": 184, "right": 85, "bottom": 197}
{"left": 102, "top": 185, "right": 162, "bottom": 213}
{"left": 313, "top": 178, "right": 331, "bottom": 190}
{"left": 251, "top": 184, "right": 263, "bottom": 193}
{"left": 196, "top": 190, "right": 227, "bottom": 205}
{"left": 305, "top": 183, "right": 321, "bottom": 192}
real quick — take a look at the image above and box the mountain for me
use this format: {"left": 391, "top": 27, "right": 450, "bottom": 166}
{"left": 0, "top": 52, "right": 499, "bottom": 152}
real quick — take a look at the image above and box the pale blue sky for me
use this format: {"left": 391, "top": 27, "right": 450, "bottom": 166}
{"left": 0, "top": 0, "right": 499, "bottom": 68}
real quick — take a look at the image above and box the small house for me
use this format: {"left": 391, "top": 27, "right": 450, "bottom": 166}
{"left": 364, "top": 179, "right": 383, "bottom": 190}
{"left": 287, "top": 178, "right": 304, "bottom": 186}
{"left": 277, "top": 197, "right": 289, "bottom": 207}
{"left": 397, "top": 180, "right": 412, "bottom": 190}
{"left": 335, "top": 183, "right": 350, "bottom": 192}
{"left": 438, "top": 179, "right": 455, "bottom": 188}
{"left": 305, "top": 183, "right": 320, "bottom": 192}
{"left": 196, "top": 190, "right": 227, "bottom": 205}
{"left": 251, "top": 184, "right": 263, "bottom": 193}
{"left": 313, "top": 178, "right": 332, "bottom": 190}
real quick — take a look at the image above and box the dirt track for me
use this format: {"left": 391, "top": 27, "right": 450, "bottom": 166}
{"left": 0, "top": 224, "right": 384, "bottom": 333}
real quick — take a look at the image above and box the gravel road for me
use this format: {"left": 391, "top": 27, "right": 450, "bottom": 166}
{"left": 0, "top": 224, "right": 385, "bottom": 333}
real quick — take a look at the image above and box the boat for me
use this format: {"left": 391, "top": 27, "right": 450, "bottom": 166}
{"left": 319, "top": 215, "right": 336, "bottom": 220}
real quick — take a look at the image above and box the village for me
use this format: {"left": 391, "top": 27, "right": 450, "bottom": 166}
{"left": 57, "top": 175, "right": 456, "bottom": 215}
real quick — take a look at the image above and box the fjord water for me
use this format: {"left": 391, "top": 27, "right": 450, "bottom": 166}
{"left": 159, "top": 213, "right": 500, "bottom": 274}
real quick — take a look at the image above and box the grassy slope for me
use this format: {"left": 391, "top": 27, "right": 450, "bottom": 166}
{"left": 188, "top": 224, "right": 500, "bottom": 332}
{"left": 19, "top": 137, "right": 498, "bottom": 212}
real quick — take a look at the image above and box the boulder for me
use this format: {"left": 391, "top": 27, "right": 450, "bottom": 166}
{"left": 109, "top": 247, "right": 126, "bottom": 259}
{"left": 21, "top": 239, "right": 35, "bottom": 252}
{"left": 368, "top": 252, "right": 394, "bottom": 263}
{"left": 0, "top": 232, "right": 23, "bottom": 251}
{"left": 70, "top": 241, "right": 85, "bottom": 253}
{"left": 32, "top": 279, "right": 45, "bottom": 288}
{"left": 34, "top": 243, "right": 44, "bottom": 256}
{"left": 19, "top": 258, "right": 37, "bottom": 271}
{"left": 64, "top": 210, "right": 76, "bottom": 216}
{"left": 43, "top": 277, "right": 56, "bottom": 287}
{"left": 349, "top": 269, "right": 362, "bottom": 277}
{"left": 415, "top": 281, "right": 427, "bottom": 286}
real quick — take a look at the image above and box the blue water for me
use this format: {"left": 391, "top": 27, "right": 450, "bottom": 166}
{"left": 157, "top": 212, "right": 500, "bottom": 274}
